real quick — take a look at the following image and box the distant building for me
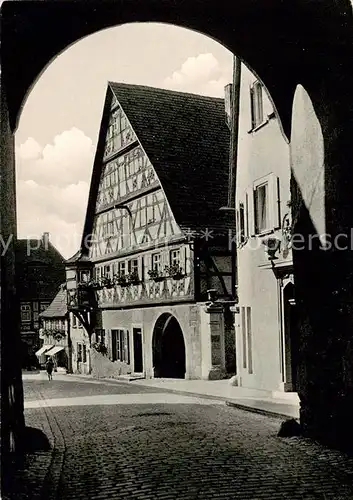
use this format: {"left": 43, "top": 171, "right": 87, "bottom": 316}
{"left": 234, "top": 63, "right": 295, "bottom": 396}
{"left": 37, "top": 284, "right": 70, "bottom": 371}
{"left": 15, "top": 232, "right": 66, "bottom": 365}
{"left": 65, "top": 82, "right": 236, "bottom": 380}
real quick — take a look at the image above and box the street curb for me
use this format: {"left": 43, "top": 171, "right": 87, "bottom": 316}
{"left": 65, "top": 373, "right": 298, "bottom": 420}
{"left": 225, "top": 400, "right": 297, "bottom": 420}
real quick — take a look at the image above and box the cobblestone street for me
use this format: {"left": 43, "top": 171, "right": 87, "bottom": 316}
{"left": 4, "top": 374, "right": 353, "bottom": 500}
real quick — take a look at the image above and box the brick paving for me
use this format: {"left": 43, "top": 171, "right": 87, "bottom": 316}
{"left": 3, "top": 377, "right": 353, "bottom": 499}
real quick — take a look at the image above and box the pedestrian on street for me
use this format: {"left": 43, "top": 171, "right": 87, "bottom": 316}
{"left": 46, "top": 358, "right": 54, "bottom": 381}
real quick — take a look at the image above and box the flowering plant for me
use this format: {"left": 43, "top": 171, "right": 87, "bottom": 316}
{"left": 148, "top": 269, "right": 165, "bottom": 281}
{"left": 127, "top": 271, "right": 140, "bottom": 285}
{"left": 114, "top": 273, "right": 129, "bottom": 286}
{"left": 164, "top": 264, "right": 184, "bottom": 279}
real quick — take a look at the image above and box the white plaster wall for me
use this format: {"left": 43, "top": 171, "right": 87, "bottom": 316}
{"left": 235, "top": 64, "right": 291, "bottom": 391}
{"left": 101, "top": 303, "right": 204, "bottom": 379}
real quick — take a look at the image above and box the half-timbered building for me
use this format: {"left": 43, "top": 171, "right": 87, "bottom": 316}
{"left": 66, "top": 82, "right": 236, "bottom": 380}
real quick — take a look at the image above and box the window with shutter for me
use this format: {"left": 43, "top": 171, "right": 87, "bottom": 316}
{"left": 125, "top": 330, "right": 130, "bottom": 364}
{"left": 253, "top": 173, "right": 280, "bottom": 234}
{"left": 254, "top": 182, "right": 269, "bottom": 234}
{"left": 250, "top": 81, "right": 264, "bottom": 129}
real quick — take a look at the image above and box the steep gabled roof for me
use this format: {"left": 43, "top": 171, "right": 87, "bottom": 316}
{"left": 108, "top": 82, "right": 232, "bottom": 233}
{"left": 15, "top": 236, "right": 66, "bottom": 300}
{"left": 39, "top": 284, "right": 67, "bottom": 318}
{"left": 81, "top": 83, "right": 233, "bottom": 248}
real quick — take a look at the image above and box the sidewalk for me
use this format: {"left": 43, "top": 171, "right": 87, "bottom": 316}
{"left": 63, "top": 373, "right": 300, "bottom": 420}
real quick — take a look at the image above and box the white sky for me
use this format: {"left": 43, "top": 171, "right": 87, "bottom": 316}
{"left": 15, "top": 23, "right": 233, "bottom": 258}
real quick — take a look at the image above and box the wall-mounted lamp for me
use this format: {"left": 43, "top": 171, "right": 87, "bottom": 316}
{"left": 261, "top": 236, "right": 281, "bottom": 261}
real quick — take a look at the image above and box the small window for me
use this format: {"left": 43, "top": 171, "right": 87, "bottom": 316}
{"left": 239, "top": 203, "right": 245, "bottom": 244}
{"left": 152, "top": 253, "right": 161, "bottom": 272}
{"left": 103, "top": 265, "right": 111, "bottom": 278}
{"left": 111, "top": 329, "right": 130, "bottom": 363}
{"left": 170, "top": 249, "right": 180, "bottom": 266}
{"left": 95, "top": 329, "right": 105, "bottom": 344}
{"left": 128, "top": 259, "right": 139, "bottom": 275}
{"left": 20, "top": 303, "right": 31, "bottom": 322}
{"left": 118, "top": 261, "right": 126, "bottom": 275}
{"left": 77, "top": 343, "right": 82, "bottom": 362}
{"left": 250, "top": 81, "right": 264, "bottom": 129}
{"left": 254, "top": 182, "right": 269, "bottom": 234}
{"left": 82, "top": 345, "right": 87, "bottom": 363}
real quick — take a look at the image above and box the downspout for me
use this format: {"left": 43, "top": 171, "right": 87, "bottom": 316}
{"left": 228, "top": 54, "right": 241, "bottom": 210}
{"left": 227, "top": 55, "right": 241, "bottom": 300}
{"left": 67, "top": 311, "right": 72, "bottom": 374}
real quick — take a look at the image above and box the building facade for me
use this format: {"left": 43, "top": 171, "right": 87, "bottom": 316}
{"left": 37, "top": 284, "right": 70, "bottom": 371}
{"left": 234, "top": 63, "right": 295, "bottom": 395}
{"left": 66, "top": 82, "right": 236, "bottom": 380}
{"left": 16, "top": 232, "right": 66, "bottom": 367}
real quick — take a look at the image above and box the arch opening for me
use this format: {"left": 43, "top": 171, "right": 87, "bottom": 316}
{"left": 152, "top": 313, "right": 186, "bottom": 379}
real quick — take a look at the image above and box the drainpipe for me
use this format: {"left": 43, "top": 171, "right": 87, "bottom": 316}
{"left": 226, "top": 55, "right": 241, "bottom": 301}
{"left": 227, "top": 55, "right": 241, "bottom": 210}
{"left": 67, "top": 312, "right": 72, "bottom": 374}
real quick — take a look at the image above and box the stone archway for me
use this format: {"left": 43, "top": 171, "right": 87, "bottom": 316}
{"left": 2, "top": 0, "right": 353, "bottom": 457}
{"left": 152, "top": 314, "right": 186, "bottom": 379}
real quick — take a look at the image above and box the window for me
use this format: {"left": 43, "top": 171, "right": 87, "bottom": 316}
{"left": 170, "top": 249, "right": 180, "bottom": 266}
{"left": 103, "top": 265, "right": 111, "bottom": 278}
{"left": 111, "top": 329, "right": 130, "bottom": 363}
{"left": 77, "top": 343, "right": 82, "bottom": 362}
{"left": 128, "top": 259, "right": 139, "bottom": 275}
{"left": 239, "top": 203, "right": 245, "bottom": 244}
{"left": 20, "top": 303, "right": 31, "bottom": 323}
{"left": 254, "top": 182, "right": 269, "bottom": 234}
{"left": 118, "top": 261, "right": 126, "bottom": 275}
{"left": 245, "top": 193, "right": 249, "bottom": 237}
{"left": 250, "top": 81, "right": 264, "bottom": 129}
{"left": 40, "top": 302, "right": 51, "bottom": 312}
{"left": 95, "top": 329, "right": 106, "bottom": 344}
{"left": 241, "top": 306, "right": 253, "bottom": 374}
{"left": 82, "top": 345, "right": 87, "bottom": 363}
{"left": 152, "top": 253, "right": 161, "bottom": 272}
{"left": 247, "top": 307, "right": 253, "bottom": 374}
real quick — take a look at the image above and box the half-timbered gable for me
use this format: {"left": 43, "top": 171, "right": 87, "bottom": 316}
{"left": 81, "top": 82, "right": 233, "bottom": 308}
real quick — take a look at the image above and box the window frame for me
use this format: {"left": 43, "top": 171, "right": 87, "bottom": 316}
{"left": 254, "top": 181, "right": 270, "bottom": 235}
{"left": 250, "top": 80, "right": 265, "bottom": 130}
{"left": 170, "top": 248, "right": 181, "bottom": 267}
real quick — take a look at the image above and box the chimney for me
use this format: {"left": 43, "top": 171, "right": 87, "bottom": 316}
{"left": 224, "top": 83, "right": 233, "bottom": 130}
{"left": 42, "top": 232, "right": 50, "bottom": 249}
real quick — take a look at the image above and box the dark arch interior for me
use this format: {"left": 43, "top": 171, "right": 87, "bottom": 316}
{"left": 283, "top": 282, "right": 298, "bottom": 391}
{"left": 2, "top": 0, "right": 352, "bottom": 137}
{"left": 153, "top": 314, "right": 186, "bottom": 379}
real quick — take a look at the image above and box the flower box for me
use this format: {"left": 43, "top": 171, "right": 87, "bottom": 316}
{"left": 164, "top": 264, "right": 184, "bottom": 280}
{"left": 148, "top": 269, "right": 165, "bottom": 282}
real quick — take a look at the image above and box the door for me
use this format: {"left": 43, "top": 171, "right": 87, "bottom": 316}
{"left": 133, "top": 328, "right": 143, "bottom": 373}
{"left": 283, "top": 282, "right": 298, "bottom": 391}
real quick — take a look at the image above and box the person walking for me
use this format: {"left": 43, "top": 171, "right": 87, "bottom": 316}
{"left": 46, "top": 357, "right": 54, "bottom": 381}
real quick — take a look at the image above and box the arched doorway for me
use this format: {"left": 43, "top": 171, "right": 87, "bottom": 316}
{"left": 282, "top": 282, "right": 298, "bottom": 392}
{"left": 152, "top": 314, "right": 186, "bottom": 379}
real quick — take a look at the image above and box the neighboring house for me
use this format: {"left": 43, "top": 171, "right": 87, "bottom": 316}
{"left": 69, "top": 309, "right": 91, "bottom": 375}
{"left": 37, "top": 284, "right": 70, "bottom": 371}
{"left": 15, "top": 232, "right": 66, "bottom": 365}
{"left": 66, "top": 82, "right": 236, "bottom": 380}
{"left": 234, "top": 63, "right": 295, "bottom": 395}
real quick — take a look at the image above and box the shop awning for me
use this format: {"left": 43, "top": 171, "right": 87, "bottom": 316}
{"left": 45, "top": 346, "right": 65, "bottom": 356}
{"left": 35, "top": 344, "right": 54, "bottom": 357}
